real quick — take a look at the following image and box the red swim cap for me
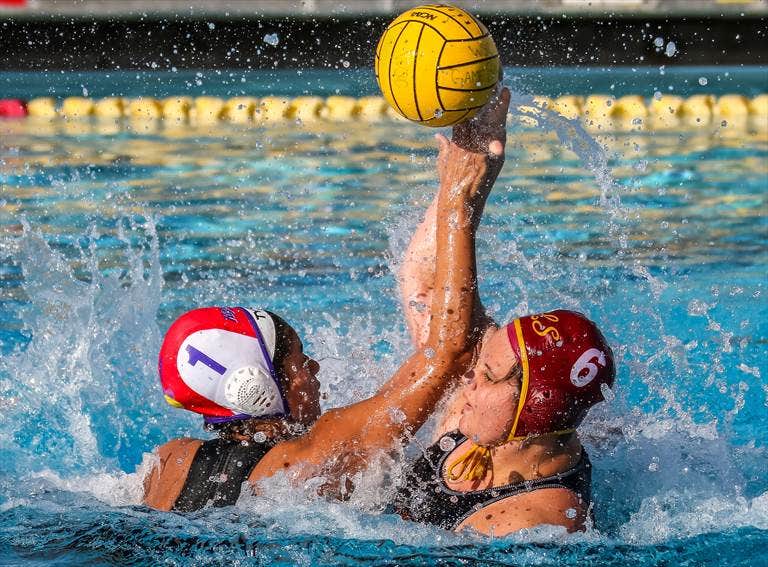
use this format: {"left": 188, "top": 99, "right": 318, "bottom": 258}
{"left": 505, "top": 309, "right": 615, "bottom": 439}
{"left": 158, "top": 307, "right": 288, "bottom": 423}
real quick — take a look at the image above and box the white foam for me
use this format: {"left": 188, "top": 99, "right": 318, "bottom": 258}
{"left": 620, "top": 491, "right": 768, "bottom": 544}
{"left": 23, "top": 451, "right": 155, "bottom": 507}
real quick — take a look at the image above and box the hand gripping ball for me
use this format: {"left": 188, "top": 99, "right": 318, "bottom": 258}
{"left": 375, "top": 4, "right": 500, "bottom": 127}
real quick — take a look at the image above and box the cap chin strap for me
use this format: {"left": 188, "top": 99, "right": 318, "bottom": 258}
{"left": 446, "top": 443, "right": 494, "bottom": 482}
{"left": 448, "top": 319, "right": 571, "bottom": 483}
{"left": 446, "top": 429, "right": 576, "bottom": 482}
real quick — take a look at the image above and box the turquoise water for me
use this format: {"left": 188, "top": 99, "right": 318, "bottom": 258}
{"left": 2, "top": 66, "right": 767, "bottom": 99}
{"left": 1, "top": 68, "right": 767, "bottom": 565}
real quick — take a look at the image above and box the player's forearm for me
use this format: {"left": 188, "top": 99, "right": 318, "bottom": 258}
{"left": 400, "top": 177, "right": 492, "bottom": 350}
{"left": 351, "top": 350, "right": 470, "bottom": 450}
{"left": 399, "top": 199, "right": 437, "bottom": 347}
{"left": 372, "top": 174, "right": 481, "bottom": 442}
{"left": 426, "top": 166, "right": 483, "bottom": 359}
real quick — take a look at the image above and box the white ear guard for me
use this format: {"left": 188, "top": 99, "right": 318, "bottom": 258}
{"left": 224, "top": 366, "right": 286, "bottom": 416}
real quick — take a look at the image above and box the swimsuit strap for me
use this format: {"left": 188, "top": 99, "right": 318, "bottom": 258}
{"left": 395, "top": 431, "right": 592, "bottom": 530}
{"left": 172, "top": 437, "right": 275, "bottom": 512}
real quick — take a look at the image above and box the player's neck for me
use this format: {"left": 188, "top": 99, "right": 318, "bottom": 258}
{"left": 490, "top": 433, "right": 582, "bottom": 484}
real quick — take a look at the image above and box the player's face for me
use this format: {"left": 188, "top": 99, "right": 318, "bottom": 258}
{"left": 281, "top": 327, "right": 322, "bottom": 426}
{"left": 458, "top": 326, "right": 521, "bottom": 446}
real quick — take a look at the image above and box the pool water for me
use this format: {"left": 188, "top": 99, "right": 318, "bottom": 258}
{"left": 0, "top": 68, "right": 767, "bottom": 565}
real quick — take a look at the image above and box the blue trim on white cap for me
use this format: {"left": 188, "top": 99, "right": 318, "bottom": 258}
{"left": 239, "top": 307, "right": 289, "bottom": 417}
{"left": 204, "top": 413, "right": 252, "bottom": 425}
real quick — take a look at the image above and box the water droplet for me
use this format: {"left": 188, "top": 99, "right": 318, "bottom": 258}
{"left": 665, "top": 41, "right": 677, "bottom": 57}
{"left": 600, "top": 382, "right": 615, "bottom": 402}
{"left": 342, "top": 60, "right": 350, "bottom": 68}
{"left": 687, "top": 299, "right": 710, "bottom": 316}
{"left": 207, "top": 22, "right": 216, "bottom": 30}
{"left": 565, "top": 508, "right": 577, "bottom": 519}
{"left": 424, "top": 347, "right": 435, "bottom": 359}
{"left": 263, "top": 33, "right": 279, "bottom": 46}
{"left": 653, "top": 91, "right": 663, "bottom": 101}
{"left": 433, "top": 108, "right": 444, "bottom": 119}
{"left": 698, "top": 76, "right": 708, "bottom": 86}
{"left": 439, "top": 436, "right": 456, "bottom": 452}
{"left": 388, "top": 407, "right": 406, "bottom": 424}
{"left": 654, "top": 37, "right": 665, "bottom": 48}
{"left": 450, "top": 495, "right": 459, "bottom": 503}
{"left": 253, "top": 431, "right": 267, "bottom": 443}
{"left": 211, "top": 473, "right": 228, "bottom": 483}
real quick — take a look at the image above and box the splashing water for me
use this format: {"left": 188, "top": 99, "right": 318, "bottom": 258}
{"left": 0, "top": 217, "right": 168, "bottom": 477}
{"left": 1, "top": 73, "right": 766, "bottom": 563}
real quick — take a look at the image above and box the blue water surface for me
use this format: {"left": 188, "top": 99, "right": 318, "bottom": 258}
{"left": 1, "top": 65, "right": 766, "bottom": 99}
{"left": 0, "top": 68, "right": 766, "bottom": 566}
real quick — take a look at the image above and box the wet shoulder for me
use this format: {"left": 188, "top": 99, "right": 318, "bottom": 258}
{"left": 143, "top": 437, "right": 203, "bottom": 511}
{"left": 248, "top": 435, "right": 309, "bottom": 483}
{"left": 456, "top": 486, "right": 586, "bottom": 536}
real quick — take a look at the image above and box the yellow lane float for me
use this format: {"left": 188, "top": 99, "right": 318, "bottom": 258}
{"left": 648, "top": 95, "right": 684, "bottom": 129}
{"left": 612, "top": 95, "right": 648, "bottom": 129}
{"left": 162, "top": 97, "right": 193, "bottom": 124}
{"left": 193, "top": 96, "right": 225, "bottom": 125}
{"left": 322, "top": 96, "right": 358, "bottom": 121}
{"left": 356, "top": 96, "right": 389, "bottom": 122}
{"left": 715, "top": 94, "right": 750, "bottom": 126}
{"left": 288, "top": 96, "right": 324, "bottom": 122}
{"left": 583, "top": 95, "right": 616, "bottom": 131}
{"left": 61, "top": 97, "right": 94, "bottom": 120}
{"left": 223, "top": 97, "right": 257, "bottom": 123}
{"left": 128, "top": 97, "right": 163, "bottom": 120}
{"left": 256, "top": 96, "right": 290, "bottom": 122}
{"left": 679, "top": 95, "right": 714, "bottom": 126}
{"left": 8, "top": 94, "right": 768, "bottom": 131}
{"left": 551, "top": 96, "right": 583, "bottom": 120}
{"left": 27, "top": 97, "right": 57, "bottom": 120}
{"left": 93, "top": 97, "right": 124, "bottom": 120}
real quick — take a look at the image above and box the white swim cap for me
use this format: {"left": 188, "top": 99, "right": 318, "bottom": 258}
{"left": 159, "top": 307, "right": 290, "bottom": 423}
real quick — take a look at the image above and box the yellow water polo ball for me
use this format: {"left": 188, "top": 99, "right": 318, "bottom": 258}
{"left": 375, "top": 4, "right": 500, "bottom": 127}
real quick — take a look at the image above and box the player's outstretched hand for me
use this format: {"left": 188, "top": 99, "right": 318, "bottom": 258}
{"left": 452, "top": 86, "right": 510, "bottom": 159}
{"left": 434, "top": 87, "right": 510, "bottom": 206}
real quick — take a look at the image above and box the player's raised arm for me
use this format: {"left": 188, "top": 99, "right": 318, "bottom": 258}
{"left": 398, "top": 89, "right": 508, "bottom": 350}
{"left": 248, "top": 89, "right": 511, "bottom": 488}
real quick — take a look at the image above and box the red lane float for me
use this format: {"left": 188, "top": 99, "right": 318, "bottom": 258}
{"left": 0, "top": 99, "right": 28, "bottom": 118}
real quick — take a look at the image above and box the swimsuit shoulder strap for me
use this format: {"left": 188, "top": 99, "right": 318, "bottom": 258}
{"left": 172, "top": 437, "right": 274, "bottom": 512}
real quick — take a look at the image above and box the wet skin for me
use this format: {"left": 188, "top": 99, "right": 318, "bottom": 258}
{"left": 279, "top": 327, "right": 322, "bottom": 427}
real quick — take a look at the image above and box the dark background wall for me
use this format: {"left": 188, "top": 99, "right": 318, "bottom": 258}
{"left": 0, "top": 15, "right": 766, "bottom": 71}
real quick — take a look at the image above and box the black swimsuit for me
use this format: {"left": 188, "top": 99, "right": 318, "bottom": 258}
{"left": 395, "top": 430, "right": 592, "bottom": 530}
{"left": 172, "top": 438, "right": 276, "bottom": 512}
